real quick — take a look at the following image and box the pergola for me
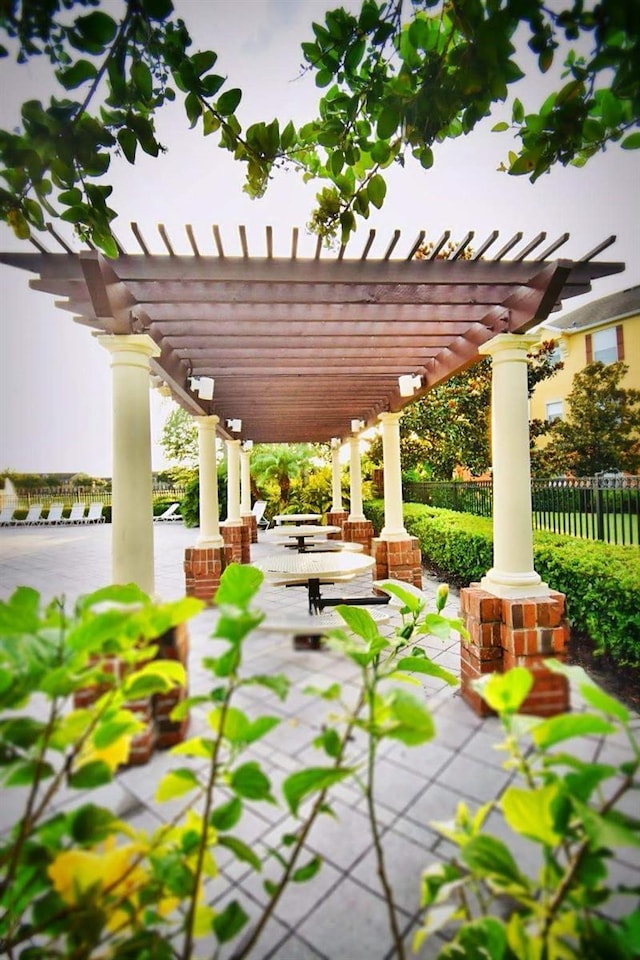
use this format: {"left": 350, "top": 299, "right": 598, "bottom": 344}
{"left": 0, "top": 224, "right": 623, "bottom": 444}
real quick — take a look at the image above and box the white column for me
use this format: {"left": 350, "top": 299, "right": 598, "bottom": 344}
{"left": 479, "top": 333, "right": 549, "bottom": 598}
{"left": 225, "top": 439, "right": 242, "bottom": 524}
{"left": 195, "top": 415, "right": 223, "bottom": 547}
{"left": 240, "top": 448, "right": 252, "bottom": 516}
{"left": 379, "top": 411, "right": 408, "bottom": 539}
{"left": 331, "top": 440, "right": 343, "bottom": 512}
{"left": 97, "top": 334, "right": 160, "bottom": 595}
{"left": 348, "top": 436, "right": 365, "bottom": 521}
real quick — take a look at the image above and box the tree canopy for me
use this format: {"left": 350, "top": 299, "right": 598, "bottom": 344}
{"left": 1, "top": 0, "right": 638, "bottom": 252}
{"left": 539, "top": 361, "right": 640, "bottom": 475}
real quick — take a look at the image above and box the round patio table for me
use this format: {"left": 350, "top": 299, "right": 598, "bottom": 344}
{"left": 257, "top": 551, "right": 377, "bottom": 614}
{"left": 273, "top": 513, "right": 322, "bottom": 525}
{"left": 262, "top": 524, "right": 341, "bottom": 552}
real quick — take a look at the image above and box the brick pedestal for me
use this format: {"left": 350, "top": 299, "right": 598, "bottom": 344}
{"left": 326, "top": 510, "right": 348, "bottom": 539}
{"left": 372, "top": 537, "right": 422, "bottom": 589}
{"left": 73, "top": 622, "right": 190, "bottom": 766}
{"left": 459, "top": 585, "right": 570, "bottom": 718}
{"left": 184, "top": 544, "right": 232, "bottom": 604}
{"left": 221, "top": 522, "right": 251, "bottom": 564}
{"left": 343, "top": 519, "right": 374, "bottom": 554}
{"left": 242, "top": 513, "right": 258, "bottom": 545}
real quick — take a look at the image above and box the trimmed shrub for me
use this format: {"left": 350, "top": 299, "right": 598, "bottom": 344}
{"left": 365, "top": 500, "right": 640, "bottom": 665}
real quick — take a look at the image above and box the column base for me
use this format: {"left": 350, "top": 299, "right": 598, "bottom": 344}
{"left": 221, "top": 521, "right": 251, "bottom": 564}
{"left": 343, "top": 519, "right": 374, "bottom": 554}
{"left": 459, "top": 584, "right": 570, "bottom": 718}
{"left": 326, "top": 510, "right": 348, "bottom": 539}
{"left": 372, "top": 536, "right": 422, "bottom": 589}
{"left": 184, "top": 544, "right": 233, "bottom": 604}
{"left": 480, "top": 569, "right": 550, "bottom": 599}
{"left": 242, "top": 513, "right": 258, "bottom": 545}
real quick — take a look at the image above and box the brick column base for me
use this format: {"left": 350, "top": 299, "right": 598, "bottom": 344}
{"left": 343, "top": 519, "right": 374, "bottom": 554}
{"left": 326, "top": 510, "right": 348, "bottom": 539}
{"left": 221, "top": 522, "right": 251, "bottom": 564}
{"left": 459, "top": 584, "right": 570, "bottom": 718}
{"left": 73, "top": 622, "right": 190, "bottom": 766}
{"left": 184, "top": 544, "right": 232, "bottom": 604}
{"left": 372, "top": 537, "right": 422, "bottom": 589}
{"left": 242, "top": 513, "right": 258, "bottom": 545}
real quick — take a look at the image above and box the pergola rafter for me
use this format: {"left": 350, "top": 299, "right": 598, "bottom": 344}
{"left": 0, "top": 223, "right": 623, "bottom": 444}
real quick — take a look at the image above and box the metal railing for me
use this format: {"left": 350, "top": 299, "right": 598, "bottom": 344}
{"left": 5, "top": 486, "right": 186, "bottom": 510}
{"left": 404, "top": 476, "right": 640, "bottom": 547}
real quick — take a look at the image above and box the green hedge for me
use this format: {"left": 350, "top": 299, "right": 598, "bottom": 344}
{"left": 364, "top": 500, "right": 640, "bottom": 665}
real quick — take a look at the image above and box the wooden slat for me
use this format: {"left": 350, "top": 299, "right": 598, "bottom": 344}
{"left": 158, "top": 224, "right": 175, "bottom": 256}
{"left": 131, "top": 222, "right": 151, "bottom": 255}
{"left": 494, "top": 232, "right": 523, "bottom": 261}
{"left": 580, "top": 235, "right": 616, "bottom": 261}
{"left": 537, "top": 233, "right": 569, "bottom": 260}
{"left": 291, "top": 227, "right": 298, "bottom": 259}
{"left": 46, "top": 223, "right": 74, "bottom": 254}
{"left": 427, "top": 231, "right": 451, "bottom": 259}
{"left": 514, "top": 232, "right": 546, "bottom": 262}
{"left": 361, "top": 230, "right": 376, "bottom": 260}
{"left": 266, "top": 225, "right": 273, "bottom": 258}
{"left": 472, "top": 230, "right": 499, "bottom": 260}
{"left": 212, "top": 225, "right": 225, "bottom": 257}
{"left": 239, "top": 225, "right": 249, "bottom": 258}
{"left": 450, "top": 231, "right": 475, "bottom": 260}
{"left": 406, "top": 231, "right": 426, "bottom": 260}
{"left": 383, "top": 230, "right": 401, "bottom": 260}
{"left": 185, "top": 224, "right": 200, "bottom": 256}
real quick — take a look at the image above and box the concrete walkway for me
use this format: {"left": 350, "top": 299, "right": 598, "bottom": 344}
{"left": 0, "top": 524, "right": 637, "bottom": 959}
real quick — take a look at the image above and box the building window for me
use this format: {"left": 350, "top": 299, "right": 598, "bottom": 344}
{"left": 586, "top": 325, "right": 624, "bottom": 365}
{"left": 546, "top": 400, "right": 563, "bottom": 422}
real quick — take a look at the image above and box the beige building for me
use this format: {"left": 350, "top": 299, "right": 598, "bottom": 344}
{"left": 531, "top": 285, "right": 640, "bottom": 425}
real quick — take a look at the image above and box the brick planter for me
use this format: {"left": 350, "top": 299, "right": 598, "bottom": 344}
{"left": 372, "top": 536, "right": 422, "bottom": 589}
{"left": 459, "top": 585, "right": 570, "bottom": 718}
{"left": 343, "top": 518, "right": 373, "bottom": 554}
{"left": 242, "top": 513, "right": 258, "bottom": 544}
{"left": 184, "top": 544, "right": 232, "bottom": 604}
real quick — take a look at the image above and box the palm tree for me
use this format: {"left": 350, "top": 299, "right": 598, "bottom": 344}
{"left": 251, "top": 444, "right": 315, "bottom": 510}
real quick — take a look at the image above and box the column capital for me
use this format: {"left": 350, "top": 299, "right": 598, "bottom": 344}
{"left": 194, "top": 414, "right": 220, "bottom": 430}
{"left": 378, "top": 410, "right": 402, "bottom": 426}
{"left": 478, "top": 332, "right": 539, "bottom": 363}
{"left": 225, "top": 438, "right": 242, "bottom": 449}
{"left": 96, "top": 333, "right": 161, "bottom": 362}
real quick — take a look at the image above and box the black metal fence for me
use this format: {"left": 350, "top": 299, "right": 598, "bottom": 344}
{"left": 404, "top": 476, "right": 640, "bottom": 547}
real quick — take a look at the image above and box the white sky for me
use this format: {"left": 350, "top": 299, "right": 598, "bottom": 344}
{"left": 1, "top": 0, "right": 638, "bottom": 476}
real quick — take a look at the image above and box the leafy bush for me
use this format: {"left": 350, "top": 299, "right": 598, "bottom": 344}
{"left": 417, "top": 664, "right": 640, "bottom": 959}
{"left": 180, "top": 470, "right": 227, "bottom": 528}
{"left": 364, "top": 500, "right": 640, "bottom": 665}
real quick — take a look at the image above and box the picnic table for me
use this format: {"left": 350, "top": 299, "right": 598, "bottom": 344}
{"left": 273, "top": 513, "right": 322, "bottom": 525}
{"left": 257, "top": 551, "right": 388, "bottom": 615}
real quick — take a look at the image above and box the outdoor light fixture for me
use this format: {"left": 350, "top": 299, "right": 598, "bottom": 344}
{"left": 226, "top": 419, "right": 242, "bottom": 433}
{"left": 243, "top": 440, "right": 254, "bottom": 450}
{"left": 398, "top": 374, "right": 423, "bottom": 397}
{"left": 350, "top": 419, "right": 364, "bottom": 432}
{"left": 188, "top": 376, "right": 215, "bottom": 400}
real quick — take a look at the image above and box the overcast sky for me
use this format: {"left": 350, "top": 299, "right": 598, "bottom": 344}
{"left": 1, "top": 0, "right": 638, "bottom": 476}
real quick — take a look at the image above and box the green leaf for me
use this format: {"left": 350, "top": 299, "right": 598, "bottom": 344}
{"left": 386, "top": 689, "right": 435, "bottom": 745}
{"left": 230, "top": 762, "right": 275, "bottom": 802}
{"left": 461, "top": 835, "right": 525, "bottom": 886}
{"left": 377, "top": 105, "right": 399, "bottom": 139}
{"left": 131, "top": 60, "right": 153, "bottom": 100}
{"left": 374, "top": 580, "right": 426, "bottom": 615}
{"left": 68, "top": 760, "right": 112, "bottom": 789}
{"left": 141, "top": 0, "right": 173, "bottom": 20}
{"left": 580, "top": 685, "right": 630, "bottom": 723}
{"left": 76, "top": 11, "right": 118, "bottom": 45}
{"left": 215, "top": 563, "right": 263, "bottom": 609}
{"left": 502, "top": 784, "right": 563, "bottom": 846}
{"left": 217, "top": 88, "right": 242, "bottom": 116}
{"left": 93, "top": 715, "right": 142, "bottom": 749}
{"left": 213, "top": 900, "right": 249, "bottom": 944}
{"left": 155, "top": 767, "right": 200, "bottom": 802}
{"left": 314, "top": 727, "right": 341, "bottom": 758}
{"left": 170, "top": 736, "right": 214, "bottom": 759}
{"left": 367, "top": 173, "right": 386, "bottom": 209}
{"left": 532, "top": 713, "right": 615, "bottom": 750}
{"left": 476, "top": 668, "right": 533, "bottom": 713}
{"left": 334, "top": 604, "right": 380, "bottom": 642}
{"left": 210, "top": 797, "right": 242, "bottom": 831}
{"left": 574, "top": 799, "right": 640, "bottom": 849}
{"left": 244, "top": 673, "right": 290, "bottom": 701}
{"left": 292, "top": 855, "right": 322, "bottom": 883}
{"left": 71, "top": 804, "right": 118, "bottom": 843}
{"left": 218, "top": 835, "right": 262, "bottom": 870}
{"left": 5, "top": 759, "right": 55, "bottom": 787}
{"left": 395, "top": 656, "right": 458, "bottom": 686}
{"left": 283, "top": 767, "right": 353, "bottom": 816}
{"left": 492, "top": 121, "right": 510, "bottom": 132}
{"left": 191, "top": 51, "right": 218, "bottom": 77}
{"left": 57, "top": 59, "right": 98, "bottom": 90}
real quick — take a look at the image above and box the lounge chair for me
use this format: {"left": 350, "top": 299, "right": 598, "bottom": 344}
{"left": 13, "top": 504, "right": 43, "bottom": 526}
{"left": 252, "top": 500, "right": 270, "bottom": 530}
{"left": 82, "top": 503, "right": 105, "bottom": 524}
{"left": 0, "top": 505, "right": 15, "bottom": 526}
{"left": 39, "top": 503, "right": 64, "bottom": 525}
{"left": 154, "top": 502, "right": 182, "bottom": 522}
{"left": 61, "top": 504, "right": 86, "bottom": 524}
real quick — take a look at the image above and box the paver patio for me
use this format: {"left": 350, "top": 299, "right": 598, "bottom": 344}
{"left": 0, "top": 523, "right": 638, "bottom": 959}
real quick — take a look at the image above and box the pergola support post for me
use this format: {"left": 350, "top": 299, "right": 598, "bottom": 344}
{"left": 184, "top": 415, "right": 231, "bottom": 604}
{"left": 372, "top": 412, "right": 422, "bottom": 588}
{"left": 240, "top": 447, "right": 257, "bottom": 545}
{"left": 343, "top": 435, "right": 373, "bottom": 554}
{"left": 326, "top": 439, "right": 347, "bottom": 538}
{"left": 460, "top": 334, "right": 570, "bottom": 718}
{"left": 221, "top": 439, "right": 250, "bottom": 563}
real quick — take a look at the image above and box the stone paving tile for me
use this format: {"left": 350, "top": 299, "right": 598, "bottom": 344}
{"left": 436, "top": 751, "right": 512, "bottom": 805}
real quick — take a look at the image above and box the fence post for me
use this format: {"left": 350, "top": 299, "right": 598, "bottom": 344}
{"left": 594, "top": 481, "right": 605, "bottom": 542}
